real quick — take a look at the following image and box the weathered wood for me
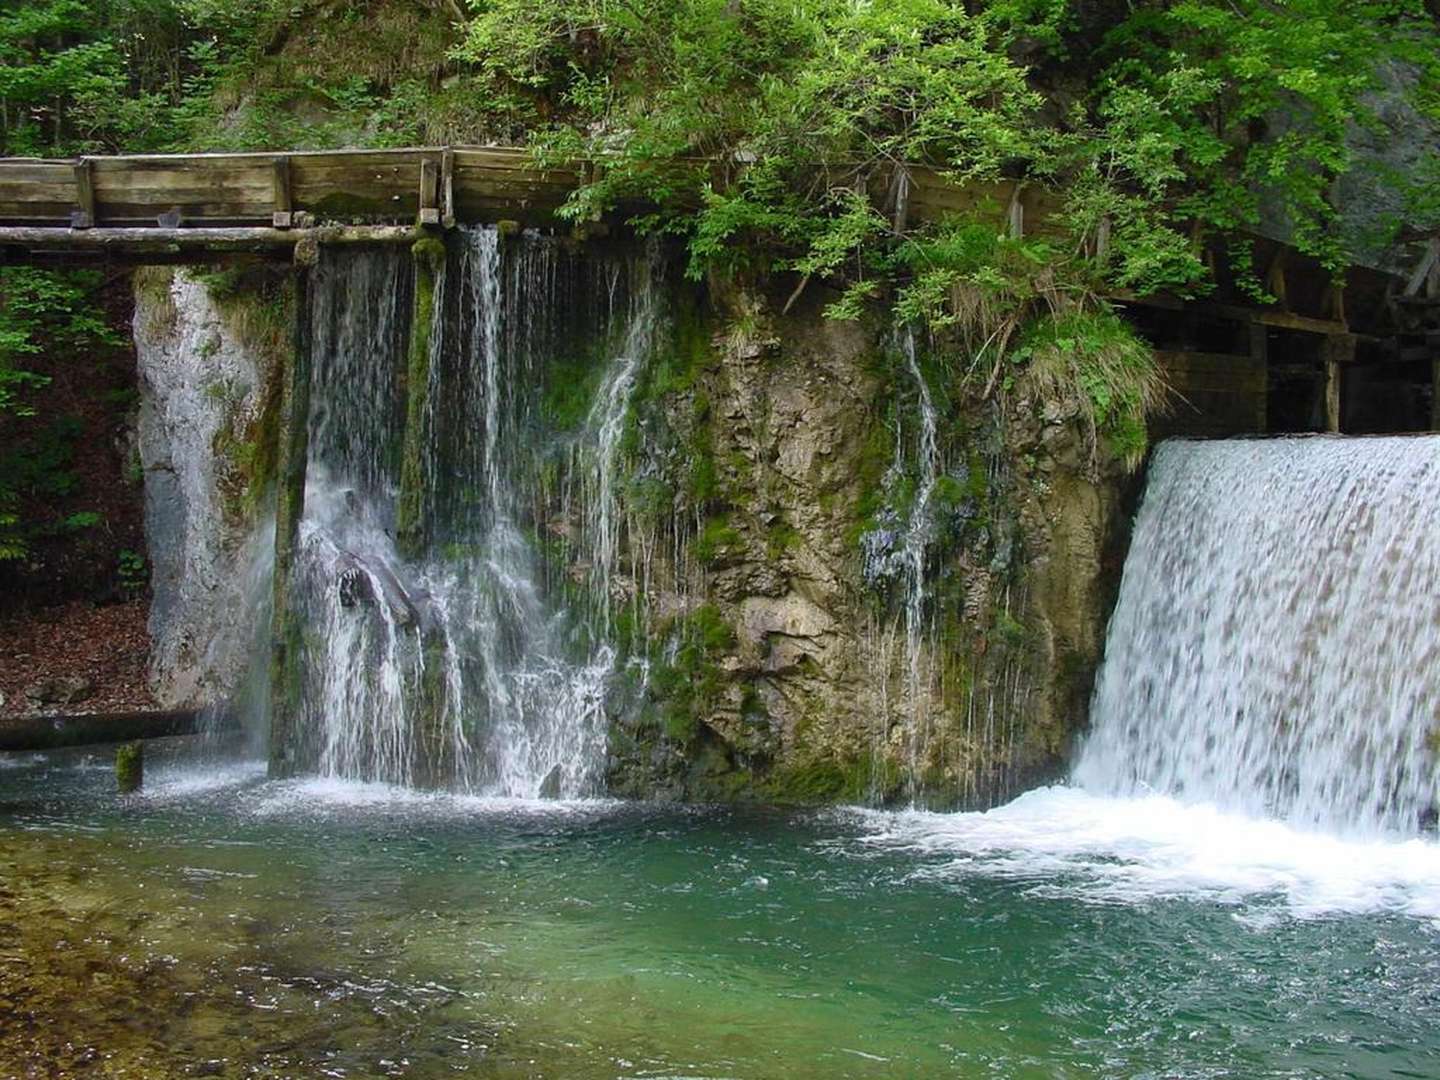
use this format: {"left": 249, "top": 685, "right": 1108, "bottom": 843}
{"left": 272, "top": 156, "right": 293, "bottom": 228}
{"left": 0, "top": 709, "right": 220, "bottom": 752}
{"left": 1266, "top": 250, "right": 1289, "bottom": 309}
{"left": 441, "top": 148, "right": 456, "bottom": 228}
{"left": 1153, "top": 349, "right": 1267, "bottom": 437}
{"left": 0, "top": 224, "right": 415, "bottom": 256}
{"left": 72, "top": 158, "right": 96, "bottom": 228}
{"left": 418, "top": 158, "right": 440, "bottom": 226}
{"left": 1404, "top": 237, "right": 1439, "bottom": 298}
{"left": 1006, "top": 184, "right": 1025, "bottom": 239}
{"left": 1322, "top": 334, "right": 1353, "bottom": 433}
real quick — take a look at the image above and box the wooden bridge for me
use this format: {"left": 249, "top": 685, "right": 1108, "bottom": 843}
{"left": 0, "top": 144, "right": 1435, "bottom": 437}
{"left": 0, "top": 145, "right": 1060, "bottom": 259}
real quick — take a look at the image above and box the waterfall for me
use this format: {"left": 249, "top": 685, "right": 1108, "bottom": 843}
{"left": 899, "top": 329, "right": 940, "bottom": 798}
{"left": 282, "top": 227, "right": 662, "bottom": 795}
{"left": 578, "top": 249, "right": 662, "bottom": 631}
{"left": 1076, "top": 436, "right": 1440, "bottom": 835}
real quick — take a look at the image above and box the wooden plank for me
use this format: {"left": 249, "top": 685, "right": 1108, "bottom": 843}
{"left": 1405, "top": 237, "right": 1439, "bottom": 298}
{"left": 441, "top": 147, "right": 456, "bottom": 228}
{"left": 418, "top": 158, "right": 440, "bottom": 226}
{"left": 273, "top": 157, "right": 293, "bottom": 227}
{"left": 1322, "top": 334, "right": 1353, "bottom": 433}
{"left": 72, "top": 158, "right": 96, "bottom": 228}
{"left": 0, "top": 224, "right": 415, "bottom": 253}
{"left": 0, "top": 709, "right": 227, "bottom": 752}
{"left": 0, "top": 180, "right": 82, "bottom": 202}
{"left": 1007, "top": 184, "right": 1024, "bottom": 239}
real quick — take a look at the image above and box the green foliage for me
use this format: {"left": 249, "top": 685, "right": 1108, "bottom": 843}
{"left": 117, "top": 547, "right": 147, "bottom": 598}
{"left": 1012, "top": 307, "right": 1167, "bottom": 470}
{"left": 693, "top": 516, "right": 741, "bottom": 566}
{"left": 648, "top": 603, "right": 736, "bottom": 744}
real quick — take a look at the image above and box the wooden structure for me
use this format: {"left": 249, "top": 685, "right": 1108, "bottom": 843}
{"left": 0, "top": 708, "right": 225, "bottom": 752}
{"left": 0, "top": 145, "right": 1434, "bottom": 436}
{"left": 0, "top": 147, "right": 1064, "bottom": 258}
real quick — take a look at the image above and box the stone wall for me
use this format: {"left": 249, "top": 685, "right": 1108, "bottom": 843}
{"left": 601, "top": 278, "right": 1133, "bottom": 806}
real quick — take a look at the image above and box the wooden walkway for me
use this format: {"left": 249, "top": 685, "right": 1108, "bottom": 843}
{"left": 0, "top": 145, "right": 1056, "bottom": 253}
{"left": 2, "top": 142, "right": 1435, "bottom": 435}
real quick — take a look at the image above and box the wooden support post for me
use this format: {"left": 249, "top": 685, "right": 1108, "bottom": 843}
{"left": 267, "top": 237, "right": 318, "bottom": 778}
{"left": 71, "top": 157, "right": 95, "bottom": 229}
{"left": 1323, "top": 276, "right": 1346, "bottom": 325}
{"left": 418, "top": 158, "right": 440, "bottom": 227}
{"left": 1006, "top": 184, "right": 1024, "bottom": 239}
{"left": 395, "top": 234, "right": 446, "bottom": 559}
{"left": 1249, "top": 321, "right": 1269, "bottom": 433}
{"left": 441, "top": 148, "right": 456, "bottom": 229}
{"left": 272, "top": 156, "right": 293, "bottom": 228}
{"left": 1266, "top": 251, "right": 1288, "bottom": 309}
{"left": 1094, "top": 215, "right": 1111, "bottom": 266}
{"left": 1432, "top": 355, "right": 1440, "bottom": 433}
{"left": 1321, "top": 334, "right": 1353, "bottom": 434}
{"left": 1404, "top": 236, "right": 1439, "bottom": 298}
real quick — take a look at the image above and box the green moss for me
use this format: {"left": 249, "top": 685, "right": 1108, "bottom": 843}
{"left": 115, "top": 741, "right": 143, "bottom": 794}
{"left": 396, "top": 237, "right": 444, "bottom": 558}
{"left": 646, "top": 603, "right": 737, "bottom": 747}
{"left": 542, "top": 352, "right": 610, "bottom": 431}
{"left": 694, "top": 516, "right": 741, "bottom": 565}
{"left": 765, "top": 519, "right": 801, "bottom": 559}
{"left": 761, "top": 752, "right": 900, "bottom": 805}
{"left": 625, "top": 476, "right": 674, "bottom": 528}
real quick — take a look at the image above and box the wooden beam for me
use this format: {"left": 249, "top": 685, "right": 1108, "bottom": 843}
{"left": 441, "top": 147, "right": 456, "bottom": 228}
{"left": 1094, "top": 215, "right": 1111, "bottom": 265}
{"left": 1322, "top": 334, "right": 1354, "bottom": 433}
{"left": 272, "top": 155, "right": 293, "bottom": 228}
{"left": 1249, "top": 322, "right": 1269, "bottom": 433}
{"left": 0, "top": 224, "right": 415, "bottom": 255}
{"left": 1265, "top": 249, "right": 1288, "bottom": 309}
{"left": 418, "top": 158, "right": 440, "bottom": 226}
{"left": 1006, "top": 183, "right": 1024, "bottom": 239}
{"left": 0, "top": 709, "right": 226, "bottom": 752}
{"left": 1404, "top": 237, "right": 1439, "bottom": 298}
{"left": 71, "top": 157, "right": 95, "bottom": 228}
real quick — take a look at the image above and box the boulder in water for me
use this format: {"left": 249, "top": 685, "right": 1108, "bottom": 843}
{"left": 538, "top": 765, "right": 563, "bottom": 800}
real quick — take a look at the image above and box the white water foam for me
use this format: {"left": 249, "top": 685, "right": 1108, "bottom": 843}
{"left": 245, "top": 774, "right": 625, "bottom": 820}
{"left": 848, "top": 787, "right": 1440, "bottom": 920}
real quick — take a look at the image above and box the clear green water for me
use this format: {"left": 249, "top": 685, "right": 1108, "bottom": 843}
{"left": 2, "top": 746, "right": 1438, "bottom": 1078}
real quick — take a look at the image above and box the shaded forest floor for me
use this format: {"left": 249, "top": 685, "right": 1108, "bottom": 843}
{"left": 0, "top": 273, "right": 155, "bottom": 725}
{"left": 0, "top": 599, "right": 154, "bottom": 723}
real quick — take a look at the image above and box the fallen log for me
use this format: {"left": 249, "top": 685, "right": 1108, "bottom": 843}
{"left": 0, "top": 708, "right": 233, "bottom": 753}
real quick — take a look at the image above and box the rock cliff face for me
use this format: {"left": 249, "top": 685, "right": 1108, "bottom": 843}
{"left": 598, "top": 276, "right": 1132, "bottom": 806}
{"left": 132, "top": 268, "right": 284, "bottom": 708}
{"left": 130, "top": 251, "right": 1131, "bottom": 805}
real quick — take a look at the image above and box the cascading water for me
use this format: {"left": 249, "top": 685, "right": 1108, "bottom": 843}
{"left": 283, "top": 227, "right": 662, "bottom": 796}
{"left": 1076, "top": 436, "right": 1440, "bottom": 835}
{"left": 862, "top": 328, "right": 943, "bottom": 803}
{"left": 898, "top": 329, "right": 940, "bottom": 797}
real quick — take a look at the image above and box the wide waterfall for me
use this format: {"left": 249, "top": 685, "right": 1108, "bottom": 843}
{"left": 284, "top": 227, "right": 661, "bottom": 796}
{"left": 1076, "top": 436, "right": 1440, "bottom": 835}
